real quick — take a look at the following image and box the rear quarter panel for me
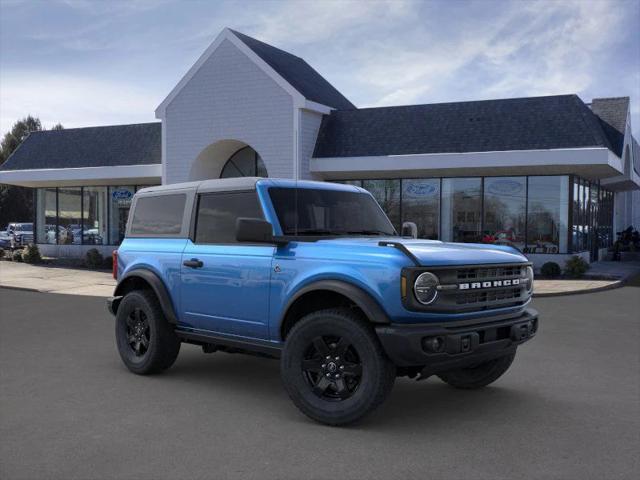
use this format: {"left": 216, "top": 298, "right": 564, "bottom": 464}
{"left": 116, "top": 238, "right": 188, "bottom": 315}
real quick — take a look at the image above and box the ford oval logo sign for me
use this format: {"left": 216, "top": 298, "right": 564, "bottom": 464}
{"left": 405, "top": 182, "right": 438, "bottom": 197}
{"left": 487, "top": 180, "right": 523, "bottom": 195}
{"left": 112, "top": 189, "right": 133, "bottom": 200}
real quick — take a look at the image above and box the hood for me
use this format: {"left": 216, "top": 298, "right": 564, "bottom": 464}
{"left": 399, "top": 239, "right": 528, "bottom": 266}
{"left": 316, "top": 237, "right": 528, "bottom": 266}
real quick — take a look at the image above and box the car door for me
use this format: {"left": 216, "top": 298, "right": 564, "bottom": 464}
{"left": 180, "top": 190, "right": 274, "bottom": 340}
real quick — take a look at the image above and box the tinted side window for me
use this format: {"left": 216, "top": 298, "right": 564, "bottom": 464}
{"left": 130, "top": 194, "right": 186, "bottom": 236}
{"left": 195, "top": 191, "right": 263, "bottom": 244}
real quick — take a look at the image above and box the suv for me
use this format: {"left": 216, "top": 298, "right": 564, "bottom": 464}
{"left": 5, "top": 223, "right": 34, "bottom": 249}
{"left": 108, "top": 178, "right": 537, "bottom": 425}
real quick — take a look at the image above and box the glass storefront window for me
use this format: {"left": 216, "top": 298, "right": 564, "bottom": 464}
{"left": 83, "top": 187, "right": 107, "bottom": 245}
{"left": 57, "top": 188, "right": 82, "bottom": 245}
{"left": 402, "top": 179, "right": 440, "bottom": 239}
{"left": 108, "top": 186, "right": 135, "bottom": 245}
{"left": 220, "top": 146, "right": 267, "bottom": 178}
{"left": 441, "top": 178, "right": 482, "bottom": 243}
{"left": 482, "top": 177, "right": 526, "bottom": 251}
{"left": 526, "top": 176, "right": 569, "bottom": 254}
{"left": 36, "top": 188, "right": 57, "bottom": 244}
{"left": 335, "top": 180, "right": 362, "bottom": 187}
{"left": 362, "top": 180, "right": 401, "bottom": 231}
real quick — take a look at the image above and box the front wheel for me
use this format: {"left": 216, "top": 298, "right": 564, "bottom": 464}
{"left": 115, "top": 290, "right": 180, "bottom": 375}
{"left": 281, "top": 308, "right": 396, "bottom": 426}
{"left": 437, "top": 351, "right": 516, "bottom": 389}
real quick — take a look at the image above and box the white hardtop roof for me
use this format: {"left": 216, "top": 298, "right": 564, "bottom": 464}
{"left": 135, "top": 177, "right": 357, "bottom": 196}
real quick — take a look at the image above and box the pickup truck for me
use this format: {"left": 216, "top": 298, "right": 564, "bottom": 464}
{"left": 108, "top": 178, "right": 537, "bottom": 425}
{"left": 4, "top": 223, "right": 34, "bottom": 249}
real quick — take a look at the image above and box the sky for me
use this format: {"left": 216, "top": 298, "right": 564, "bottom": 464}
{"left": 1, "top": 0, "right": 639, "bottom": 137}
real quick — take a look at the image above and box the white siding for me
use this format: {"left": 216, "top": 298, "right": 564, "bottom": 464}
{"left": 163, "top": 39, "right": 294, "bottom": 184}
{"left": 299, "top": 110, "right": 324, "bottom": 180}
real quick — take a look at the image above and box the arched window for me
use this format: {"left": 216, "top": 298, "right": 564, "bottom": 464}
{"left": 220, "top": 146, "right": 268, "bottom": 178}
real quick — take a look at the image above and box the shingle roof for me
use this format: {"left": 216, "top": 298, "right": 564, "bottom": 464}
{"left": 590, "top": 97, "right": 629, "bottom": 157}
{"left": 0, "top": 123, "right": 161, "bottom": 171}
{"left": 230, "top": 29, "right": 355, "bottom": 111}
{"left": 313, "top": 94, "right": 616, "bottom": 158}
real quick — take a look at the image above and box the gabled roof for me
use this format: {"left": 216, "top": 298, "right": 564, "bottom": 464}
{"left": 0, "top": 123, "right": 161, "bottom": 171}
{"left": 313, "top": 94, "right": 615, "bottom": 158}
{"left": 156, "top": 28, "right": 355, "bottom": 116}
{"left": 229, "top": 30, "right": 355, "bottom": 111}
{"left": 590, "top": 97, "right": 629, "bottom": 157}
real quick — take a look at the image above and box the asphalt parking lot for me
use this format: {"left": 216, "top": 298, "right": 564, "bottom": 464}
{"left": 1, "top": 286, "right": 638, "bottom": 480}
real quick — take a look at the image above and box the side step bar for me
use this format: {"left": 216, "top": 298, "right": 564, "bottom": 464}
{"left": 175, "top": 329, "right": 283, "bottom": 358}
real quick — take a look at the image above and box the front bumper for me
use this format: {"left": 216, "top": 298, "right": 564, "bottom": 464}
{"left": 376, "top": 308, "right": 538, "bottom": 373}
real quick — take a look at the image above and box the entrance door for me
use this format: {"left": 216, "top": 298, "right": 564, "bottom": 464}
{"left": 179, "top": 191, "right": 274, "bottom": 339}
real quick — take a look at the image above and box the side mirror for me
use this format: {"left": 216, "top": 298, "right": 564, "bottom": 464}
{"left": 236, "top": 217, "right": 279, "bottom": 244}
{"left": 402, "top": 221, "right": 418, "bottom": 239}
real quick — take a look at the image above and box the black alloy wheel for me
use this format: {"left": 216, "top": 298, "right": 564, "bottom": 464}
{"left": 281, "top": 308, "right": 396, "bottom": 426}
{"left": 301, "top": 335, "right": 363, "bottom": 401}
{"left": 126, "top": 308, "right": 150, "bottom": 357}
{"left": 115, "top": 290, "right": 180, "bottom": 375}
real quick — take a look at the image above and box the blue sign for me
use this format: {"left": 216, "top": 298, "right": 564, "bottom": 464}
{"left": 488, "top": 180, "right": 523, "bottom": 195}
{"left": 405, "top": 182, "right": 438, "bottom": 198}
{"left": 112, "top": 189, "right": 133, "bottom": 200}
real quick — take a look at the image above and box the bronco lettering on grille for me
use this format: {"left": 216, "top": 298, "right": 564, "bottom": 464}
{"left": 459, "top": 279, "right": 520, "bottom": 290}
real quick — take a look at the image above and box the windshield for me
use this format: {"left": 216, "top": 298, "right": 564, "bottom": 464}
{"left": 269, "top": 187, "right": 397, "bottom": 237}
{"left": 14, "top": 224, "right": 33, "bottom": 231}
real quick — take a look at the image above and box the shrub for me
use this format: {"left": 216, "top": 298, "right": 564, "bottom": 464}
{"left": 540, "top": 261, "right": 561, "bottom": 278}
{"left": 565, "top": 255, "right": 589, "bottom": 278}
{"left": 12, "top": 250, "right": 23, "bottom": 262}
{"left": 22, "top": 244, "right": 42, "bottom": 264}
{"left": 85, "top": 248, "right": 104, "bottom": 269}
{"left": 0, "top": 249, "right": 5, "bottom": 259}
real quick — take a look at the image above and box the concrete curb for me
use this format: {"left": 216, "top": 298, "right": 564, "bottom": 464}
{"left": 0, "top": 284, "right": 112, "bottom": 297}
{"left": 0, "top": 285, "right": 41, "bottom": 293}
{"left": 533, "top": 280, "right": 624, "bottom": 298}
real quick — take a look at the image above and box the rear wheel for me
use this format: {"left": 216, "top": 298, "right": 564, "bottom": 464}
{"left": 437, "top": 351, "right": 516, "bottom": 389}
{"left": 281, "top": 308, "right": 395, "bottom": 426}
{"left": 115, "top": 290, "right": 180, "bottom": 375}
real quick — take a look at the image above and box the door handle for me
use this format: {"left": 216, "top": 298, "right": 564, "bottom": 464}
{"left": 183, "top": 258, "right": 203, "bottom": 268}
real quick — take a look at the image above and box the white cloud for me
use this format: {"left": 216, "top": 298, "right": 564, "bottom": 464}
{"left": 250, "top": 0, "right": 411, "bottom": 46}
{"left": 0, "top": 0, "right": 637, "bottom": 137}
{"left": 345, "top": 0, "right": 626, "bottom": 107}
{"left": 0, "top": 72, "right": 158, "bottom": 132}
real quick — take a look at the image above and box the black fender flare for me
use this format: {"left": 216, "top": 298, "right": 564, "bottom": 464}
{"left": 113, "top": 269, "right": 178, "bottom": 324}
{"left": 281, "top": 279, "right": 391, "bottom": 326}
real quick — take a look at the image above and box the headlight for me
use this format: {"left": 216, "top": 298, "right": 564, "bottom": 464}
{"left": 414, "top": 272, "right": 439, "bottom": 305}
{"left": 525, "top": 266, "right": 534, "bottom": 293}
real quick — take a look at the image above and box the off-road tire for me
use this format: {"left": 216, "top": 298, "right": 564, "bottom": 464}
{"left": 115, "top": 290, "right": 180, "bottom": 375}
{"left": 437, "top": 351, "right": 516, "bottom": 389}
{"left": 281, "top": 308, "right": 396, "bottom": 426}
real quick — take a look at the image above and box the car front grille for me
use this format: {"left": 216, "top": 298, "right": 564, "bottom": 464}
{"left": 456, "top": 287, "right": 522, "bottom": 305}
{"left": 17, "top": 234, "right": 34, "bottom": 245}
{"left": 403, "top": 263, "right": 532, "bottom": 313}
{"left": 457, "top": 265, "right": 522, "bottom": 281}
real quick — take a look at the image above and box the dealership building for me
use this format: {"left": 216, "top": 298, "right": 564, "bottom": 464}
{"left": 1, "top": 28, "right": 638, "bottom": 269}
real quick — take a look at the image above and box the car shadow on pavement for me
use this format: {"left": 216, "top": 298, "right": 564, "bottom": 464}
{"left": 164, "top": 344, "right": 549, "bottom": 431}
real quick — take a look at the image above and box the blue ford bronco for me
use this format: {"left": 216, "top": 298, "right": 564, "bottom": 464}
{"left": 108, "top": 178, "right": 537, "bottom": 425}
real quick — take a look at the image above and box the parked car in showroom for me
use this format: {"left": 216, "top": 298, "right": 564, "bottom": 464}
{"left": 108, "top": 178, "right": 538, "bottom": 426}
{"left": 4, "top": 223, "right": 34, "bottom": 249}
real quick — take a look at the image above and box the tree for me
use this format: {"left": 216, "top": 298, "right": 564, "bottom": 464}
{"left": 0, "top": 116, "right": 63, "bottom": 228}
{"left": 0, "top": 115, "right": 42, "bottom": 165}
